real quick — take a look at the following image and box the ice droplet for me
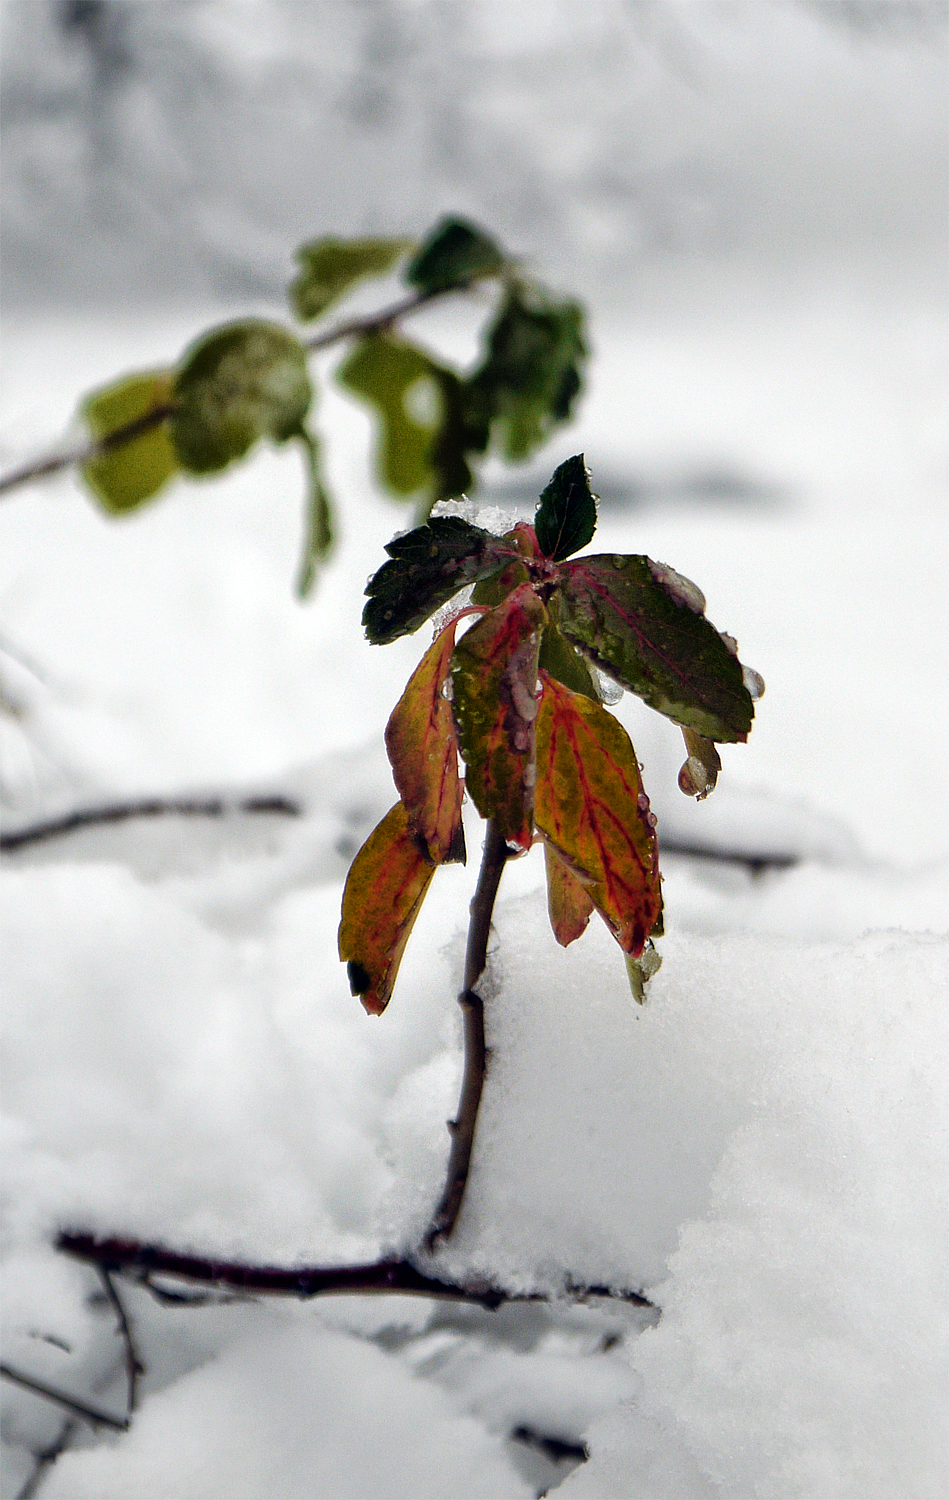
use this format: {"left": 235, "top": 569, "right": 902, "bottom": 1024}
{"left": 591, "top": 666, "right": 623, "bottom": 705}
{"left": 678, "top": 756, "right": 713, "bottom": 798}
{"left": 742, "top": 666, "right": 765, "bottom": 700}
{"left": 719, "top": 631, "right": 739, "bottom": 656}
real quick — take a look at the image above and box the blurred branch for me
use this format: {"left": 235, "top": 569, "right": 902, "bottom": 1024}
{"left": 0, "top": 284, "right": 448, "bottom": 498}
{"left": 0, "top": 794, "right": 301, "bottom": 852}
{"left": 0, "top": 1361, "right": 129, "bottom": 1432}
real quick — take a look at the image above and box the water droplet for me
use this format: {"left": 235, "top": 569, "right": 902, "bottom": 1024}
{"left": 719, "top": 632, "right": 738, "bottom": 657}
{"left": 678, "top": 756, "right": 712, "bottom": 798}
{"left": 742, "top": 666, "right": 765, "bottom": 700}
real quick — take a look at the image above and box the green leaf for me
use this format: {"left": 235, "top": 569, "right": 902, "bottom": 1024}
{"left": 362, "top": 515, "right": 510, "bottom": 645}
{"left": 534, "top": 673, "right": 662, "bottom": 957}
{"left": 404, "top": 216, "right": 506, "bottom": 296}
{"left": 337, "top": 333, "right": 451, "bottom": 498}
{"left": 556, "top": 554, "right": 755, "bottom": 742}
{"left": 534, "top": 454, "right": 597, "bottom": 561}
{"left": 450, "top": 583, "right": 547, "bottom": 851}
{"left": 464, "top": 283, "right": 587, "bottom": 462}
{"left": 385, "top": 618, "right": 467, "bottom": 865}
{"left": 171, "top": 320, "right": 312, "bottom": 475}
{"left": 338, "top": 801, "right": 437, "bottom": 1015}
{"left": 537, "top": 619, "right": 601, "bottom": 701}
{"left": 80, "top": 370, "right": 178, "bottom": 513}
{"left": 289, "top": 236, "right": 411, "bottom": 322}
{"left": 295, "top": 430, "right": 334, "bottom": 598}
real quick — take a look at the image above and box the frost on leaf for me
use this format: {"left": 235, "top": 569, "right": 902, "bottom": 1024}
{"left": 534, "top": 673, "right": 661, "bottom": 957}
{"left": 362, "top": 516, "right": 509, "bottom": 644}
{"left": 338, "top": 802, "right": 437, "bottom": 1015}
{"left": 449, "top": 584, "right": 546, "bottom": 851}
{"left": 557, "top": 554, "right": 755, "bottom": 743}
{"left": 385, "top": 619, "right": 468, "bottom": 864}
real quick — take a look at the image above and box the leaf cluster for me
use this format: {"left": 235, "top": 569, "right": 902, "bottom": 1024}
{"left": 75, "top": 217, "right": 587, "bottom": 596}
{"left": 339, "top": 456, "right": 763, "bottom": 1014}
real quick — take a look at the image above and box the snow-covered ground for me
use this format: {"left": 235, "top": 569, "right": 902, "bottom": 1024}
{"left": 2, "top": 3, "right": 947, "bottom": 1497}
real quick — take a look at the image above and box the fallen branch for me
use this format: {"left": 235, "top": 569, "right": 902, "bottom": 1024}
{"left": 57, "top": 1232, "right": 655, "bottom": 1311}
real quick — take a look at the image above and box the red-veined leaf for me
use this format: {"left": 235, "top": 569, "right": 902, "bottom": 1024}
{"left": 543, "top": 840, "right": 595, "bottom": 947}
{"left": 385, "top": 617, "right": 474, "bottom": 864}
{"left": 338, "top": 801, "right": 436, "bottom": 1015}
{"left": 450, "top": 584, "right": 546, "bottom": 851}
{"left": 534, "top": 673, "right": 661, "bottom": 956}
{"left": 556, "top": 554, "right": 754, "bottom": 742}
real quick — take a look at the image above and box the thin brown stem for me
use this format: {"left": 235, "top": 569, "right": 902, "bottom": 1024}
{"left": 0, "top": 285, "right": 452, "bottom": 498}
{"left": 424, "top": 818, "right": 510, "bottom": 1250}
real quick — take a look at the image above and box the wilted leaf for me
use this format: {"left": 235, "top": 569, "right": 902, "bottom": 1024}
{"left": 337, "top": 333, "right": 449, "bottom": 497}
{"left": 295, "top": 430, "right": 334, "bottom": 598}
{"left": 385, "top": 619, "right": 469, "bottom": 864}
{"left": 80, "top": 370, "right": 178, "bottom": 513}
{"left": 405, "top": 216, "right": 506, "bottom": 295}
{"left": 464, "top": 284, "right": 587, "bottom": 461}
{"left": 338, "top": 801, "right": 437, "bottom": 1015}
{"left": 543, "top": 841, "right": 595, "bottom": 947}
{"left": 556, "top": 554, "right": 754, "bottom": 742}
{"left": 363, "top": 515, "right": 509, "bottom": 645}
{"left": 289, "top": 236, "right": 411, "bottom": 322}
{"left": 172, "top": 321, "right": 312, "bottom": 474}
{"left": 534, "top": 454, "right": 597, "bottom": 561}
{"left": 534, "top": 673, "right": 661, "bottom": 956}
{"left": 450, "top": 584, "right": 547, "bottom": 851}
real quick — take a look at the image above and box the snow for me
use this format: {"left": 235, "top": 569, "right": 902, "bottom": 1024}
{"left": 2, "top": 3, "right": 947, "bottom": 1498}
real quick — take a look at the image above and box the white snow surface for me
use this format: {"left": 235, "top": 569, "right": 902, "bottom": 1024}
{"left": 2, "top": 8, "right": 948, "bottom": 1496}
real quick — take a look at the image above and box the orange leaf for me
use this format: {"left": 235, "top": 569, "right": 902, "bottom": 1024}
{"left": 338, "top": 801, "right": 437, "bottom": 1014}
{"left": 385, "top": 618, "right": 468, "bottom": 863}
{"left": 534, "top": 673, "right": 661, "bottom": 956}
{"left": 543, "top": 840, "right": 595, "bottom": 947}
{"left": 450, "top": 583, "right": 547, "bottom": 851}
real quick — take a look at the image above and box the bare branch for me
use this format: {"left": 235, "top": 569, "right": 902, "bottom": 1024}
{"left": 57, "top": 1232, "right": 655, "bottom": 1311}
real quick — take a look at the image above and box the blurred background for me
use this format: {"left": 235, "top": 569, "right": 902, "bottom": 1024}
{"left": 0, "top": 0, "right": 946, "bottom": 858}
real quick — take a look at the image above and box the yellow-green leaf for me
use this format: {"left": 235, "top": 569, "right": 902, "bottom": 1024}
{"left": 290, "top": 236, "right": 412, "bottom": 322}
{"left": 534, "top": 673, "right": 661, "bottom": 957}
{"left": 337, "top": 333, "right": 447, "bottom": 497}
{"left": 80, "top": 370, "right": 178, "bottom": 513}
{"left": 338, "top": 801, "right": 437, "bottom": 1015}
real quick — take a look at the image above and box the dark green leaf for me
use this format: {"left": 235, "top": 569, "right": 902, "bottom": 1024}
{"left": 80, "top": 370, "right": 178, "bottom": 513}
{"left": 534, "top": 454, "right": 597, "bottom": 561}
{"left": 556, "top": 554, "right": 754, "bottom": 742}
{"left": 171, "top": 321, "right": 312, "bottom": 475}
{"left": 295, "top": 430, "right": 334, "bottom": 598}
{"left": 537, "top": 619, "right": 601, "bottom": 700}
{"left": 362, "top": 516, "right": 510, "bottom": 644}
{"left": 404, "top": 217, "right": 506, "bottom": 296}
{"left": 464, "top": 284, "right": 587, "bottom": 462}
{"left": 337, "top": 334, "right": 449, "bottom": 497}
{"left": 450, "top": 583, "right": 546, "bottom": 850}
{"left": 289, "top": 236, "right": 411, "bottom": 322}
